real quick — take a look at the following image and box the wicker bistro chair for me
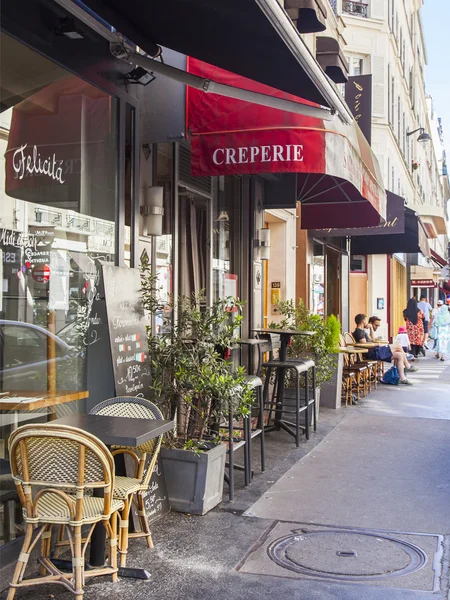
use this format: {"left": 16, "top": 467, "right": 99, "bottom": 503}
{"left": 89, "top": 396, "right": 164, "bottom": 568}
{"left": 339, "top": 336, "right": 369, "bottom": 400}
{"left": 343, "top": 332, "right": 380, "bottom": 386}
{"left": 7, "top": 424, "right": 123, "bottom": 600}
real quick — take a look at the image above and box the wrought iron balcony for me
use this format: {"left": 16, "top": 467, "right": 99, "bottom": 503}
{"left": 343, "top": 1, "right": 368, "bottom": 17}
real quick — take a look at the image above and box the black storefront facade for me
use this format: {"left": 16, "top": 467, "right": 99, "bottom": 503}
{"left": 1, "top": 0, "right": 361, "bottom": 568}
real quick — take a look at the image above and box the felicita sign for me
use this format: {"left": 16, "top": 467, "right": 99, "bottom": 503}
{"left": 12, "top": 144, "right": 65, "bottom": 184}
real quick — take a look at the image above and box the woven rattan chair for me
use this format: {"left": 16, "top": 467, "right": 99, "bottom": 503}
{"left": 7, "top": 424, "right": 123, "bottom": 600}
{"left": 89, "top": 396, "right": 164, "bottom": 567}
{"left": 343, "top": 332, "right": 380, "bottom": 386}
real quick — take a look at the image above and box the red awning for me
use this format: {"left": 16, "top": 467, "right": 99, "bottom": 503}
{"left": 187, "top": 58, "right": 386, "bottom": 228}
{"left": 431, "top": 249, "right": 448, "bottom": 268}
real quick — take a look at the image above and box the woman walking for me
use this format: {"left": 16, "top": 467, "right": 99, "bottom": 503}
{"left": 404, "top": 298, "right": 425, "bottom": 357}
{"left": 434, "top": 304, "right": 450, "bottom": 361}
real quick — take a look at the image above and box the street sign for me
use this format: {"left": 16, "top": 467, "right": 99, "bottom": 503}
{"left": 32, "top": 264, "right": 51, "bottom": 283}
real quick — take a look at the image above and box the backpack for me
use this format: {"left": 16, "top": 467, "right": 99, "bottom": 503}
{"left": 381, "top": 365, "right": 400, "bottom": 385}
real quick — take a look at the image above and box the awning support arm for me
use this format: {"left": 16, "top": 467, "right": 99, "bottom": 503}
{"left": 110, "top": 43, "right": 335, "bottom": 121}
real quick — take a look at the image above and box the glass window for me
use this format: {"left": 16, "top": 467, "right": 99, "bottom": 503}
{"left": 212, "top": 176, "right": 241, "bottom": 302}
{"left": 311, "top": 242, "right": 325, "bottom": 316}
{"left": 0, "top": 33, "right": 118, "bottom": 546}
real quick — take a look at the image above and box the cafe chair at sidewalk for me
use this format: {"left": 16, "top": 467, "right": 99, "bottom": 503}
{"left": 343, "top": 332, "right": 380, "bottom": 386}
{"left": 89, "top": 396, "right": 164, "bottom": 567}
{"left": 223, "top": 375, "right": 265, "bottom": 501}
{"left": 7, "top": 424, "right": 123, "bottom": 600}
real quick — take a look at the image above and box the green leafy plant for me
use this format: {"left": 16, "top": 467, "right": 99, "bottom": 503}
{"left": 140, "top": 262, "right": 254, "bottom": 448}
{"left": 269, "top": 299, "right": 341, "bottom": 387}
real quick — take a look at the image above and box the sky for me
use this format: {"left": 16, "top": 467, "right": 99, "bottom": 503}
{"left": 421, "top": 1, "right": 450, "bottom": 153}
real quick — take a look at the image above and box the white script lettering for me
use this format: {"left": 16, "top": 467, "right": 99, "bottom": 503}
{"left": 12, "top": 144, "right": 65, "bottom": 184}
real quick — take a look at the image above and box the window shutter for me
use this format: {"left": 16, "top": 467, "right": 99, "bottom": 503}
{"left": 370, "top": 0, "right": 385, "bottom": 20}
{"left": 372, "top": 55, "right": 385, "bottom": 117}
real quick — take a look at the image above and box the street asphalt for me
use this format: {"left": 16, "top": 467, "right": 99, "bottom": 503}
{"left": 2, "top": 351, "right": 450, "bottom": 600}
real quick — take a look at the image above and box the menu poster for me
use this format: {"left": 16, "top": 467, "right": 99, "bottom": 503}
{"left": 102, "top": 265, "right": 151, "bottom": 396}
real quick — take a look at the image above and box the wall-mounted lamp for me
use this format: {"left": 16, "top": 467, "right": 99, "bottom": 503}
{"left": 141, "top": 186, "right": 164, "bottom": 236}
{"left": 125, "top": 66, "right": 155, "bottom": 87}
{"left": 254, "top": 227, "right": 271, "bottom": 261}
{"left": 407, "top": 127, "right": 431, "bottom": 145}
{"left": 53, "top": 17, "right": 84, "bottom": 40}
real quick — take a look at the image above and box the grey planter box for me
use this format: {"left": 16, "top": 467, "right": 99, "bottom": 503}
{"left": 320, "top": 352, "right": 343, "bottom": 409}
{"left": 160, "top": 443, "right": 226, "bottom": 515}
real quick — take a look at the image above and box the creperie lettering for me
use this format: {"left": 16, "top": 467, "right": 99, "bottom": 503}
{"left": 212, "top": 145, "right": 304, "bottom": 165}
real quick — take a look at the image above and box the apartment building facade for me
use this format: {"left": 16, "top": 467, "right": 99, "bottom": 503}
{"left": 336, "top": 0, "right": 449, "bottom": 337}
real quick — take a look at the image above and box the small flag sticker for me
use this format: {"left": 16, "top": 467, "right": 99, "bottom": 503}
{"left": 136, "top": 342, "right": 143, "bottom": 349}
{"left": 135, "top": 352, "right": 146, "bottom": 362}
{"left": 118, "top": 344, "right": 126, "bottom": 352}
{"left": 131, "top": 334, "right": 140, "bottom": 342}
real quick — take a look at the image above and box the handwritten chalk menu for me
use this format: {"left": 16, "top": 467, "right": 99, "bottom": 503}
{"left": 130, "top": 456, "right": 169, "bottom": 527}
{"left": 102, "top": 265, "right": 151, "bottom": 396}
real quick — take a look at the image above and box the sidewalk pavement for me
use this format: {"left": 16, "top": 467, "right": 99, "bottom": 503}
{"left": 2, "top": 353, "right": 450, "bottom": 600}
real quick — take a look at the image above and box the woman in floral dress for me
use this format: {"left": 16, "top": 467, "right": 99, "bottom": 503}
{"left": 404, "top": 298, "right": 425, "bottom": 357}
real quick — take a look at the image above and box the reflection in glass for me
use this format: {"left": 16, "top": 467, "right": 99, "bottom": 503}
{"left": 0, "top": 33, "right": 118, "bottom": 546}
{"left": 311, "top": 242, "right": 325, "bottom": 316}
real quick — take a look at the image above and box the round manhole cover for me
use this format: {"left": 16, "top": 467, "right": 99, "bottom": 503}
{"left": 268, "top": 529, "right": 428, "bottom": 581}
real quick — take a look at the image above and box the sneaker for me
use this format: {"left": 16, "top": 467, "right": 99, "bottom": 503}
{"left": 399, "top": 379, "right": 413, "bottom": 385}
{"left": 406, "top": 365, "right": 419, "bottom": 372}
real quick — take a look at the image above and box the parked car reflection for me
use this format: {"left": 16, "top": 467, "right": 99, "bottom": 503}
{"left": 0, "top": 320, "right": 85, "bottom": 392}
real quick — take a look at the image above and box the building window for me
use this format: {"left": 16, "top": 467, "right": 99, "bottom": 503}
{"left": 350, "top": 255, "right": 367, "bottom": 273}
{"left": 391, "top": 77, "right": 395, "bottom": 127}
{"left": 350, "top": 57, "right": 364, "bottom": 76}
{"left": 343, "top": 1, "right": 369, "bottom": 18}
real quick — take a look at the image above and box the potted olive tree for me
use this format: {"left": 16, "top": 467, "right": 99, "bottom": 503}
{"left": 141, "top": 265, "right": 253, "bottom": 515}
{"left": 269, "top": 299, "right": 341, "bottom": 416}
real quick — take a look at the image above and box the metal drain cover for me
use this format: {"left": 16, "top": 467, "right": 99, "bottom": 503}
{"left": 237, "top": 522, "right": 443, "bottom": 591}
{"left": 268, "top": 529, "right": 427, "bottom": 581}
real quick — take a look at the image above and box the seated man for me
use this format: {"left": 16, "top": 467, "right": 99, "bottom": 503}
{"left": 352, "top": 314, "right": 416, "bottom": 385}
{"left": 366, "top": 315, "right": 382, "bottom": 341}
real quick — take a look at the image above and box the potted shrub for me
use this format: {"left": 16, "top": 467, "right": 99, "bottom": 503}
{"left": 269, "top": 299, "right": 341, "bottom": 415}
{"left": 140, "top": 264, "right": 253, "bottom": 515}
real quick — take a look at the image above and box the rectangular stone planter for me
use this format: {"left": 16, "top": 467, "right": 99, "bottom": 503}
{"left": 160, "top": 442, "right": 226, "bottom": 515}
{"left": 319, "top": 352, "right": 343, "bottom": 409}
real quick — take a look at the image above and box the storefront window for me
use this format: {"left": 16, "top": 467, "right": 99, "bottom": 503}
{"left": 311, "top": 242, "right": 325, "bottom": 315}
{"left": 212, "top": 176, "right": 241, "bottom": 302}
{"left": 0, "top": 33, "right": 118, "bottom": 546}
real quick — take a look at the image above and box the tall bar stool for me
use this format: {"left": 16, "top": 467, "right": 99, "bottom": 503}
{"left": 238, "top": 338, "right": 266, "bottom": 476}
{"left": 257, "top": 334, "right": 317, "bottom": 446}
{"left": 224, "top": 341, "right": 266, "bottom": 500}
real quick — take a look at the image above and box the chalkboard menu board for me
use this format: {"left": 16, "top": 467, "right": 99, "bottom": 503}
{"left": 102, "top": 265, "right": 169, "bottom": 525}
{"left": 102, "top": 265, "right": 151, "bottom": 396}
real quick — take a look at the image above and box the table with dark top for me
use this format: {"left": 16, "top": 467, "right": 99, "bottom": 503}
{"left": 52, "top": 414, "right": 174, "bottom": 580}
{"left": 251, "top": 328, "right": 315, "bottom": 362}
